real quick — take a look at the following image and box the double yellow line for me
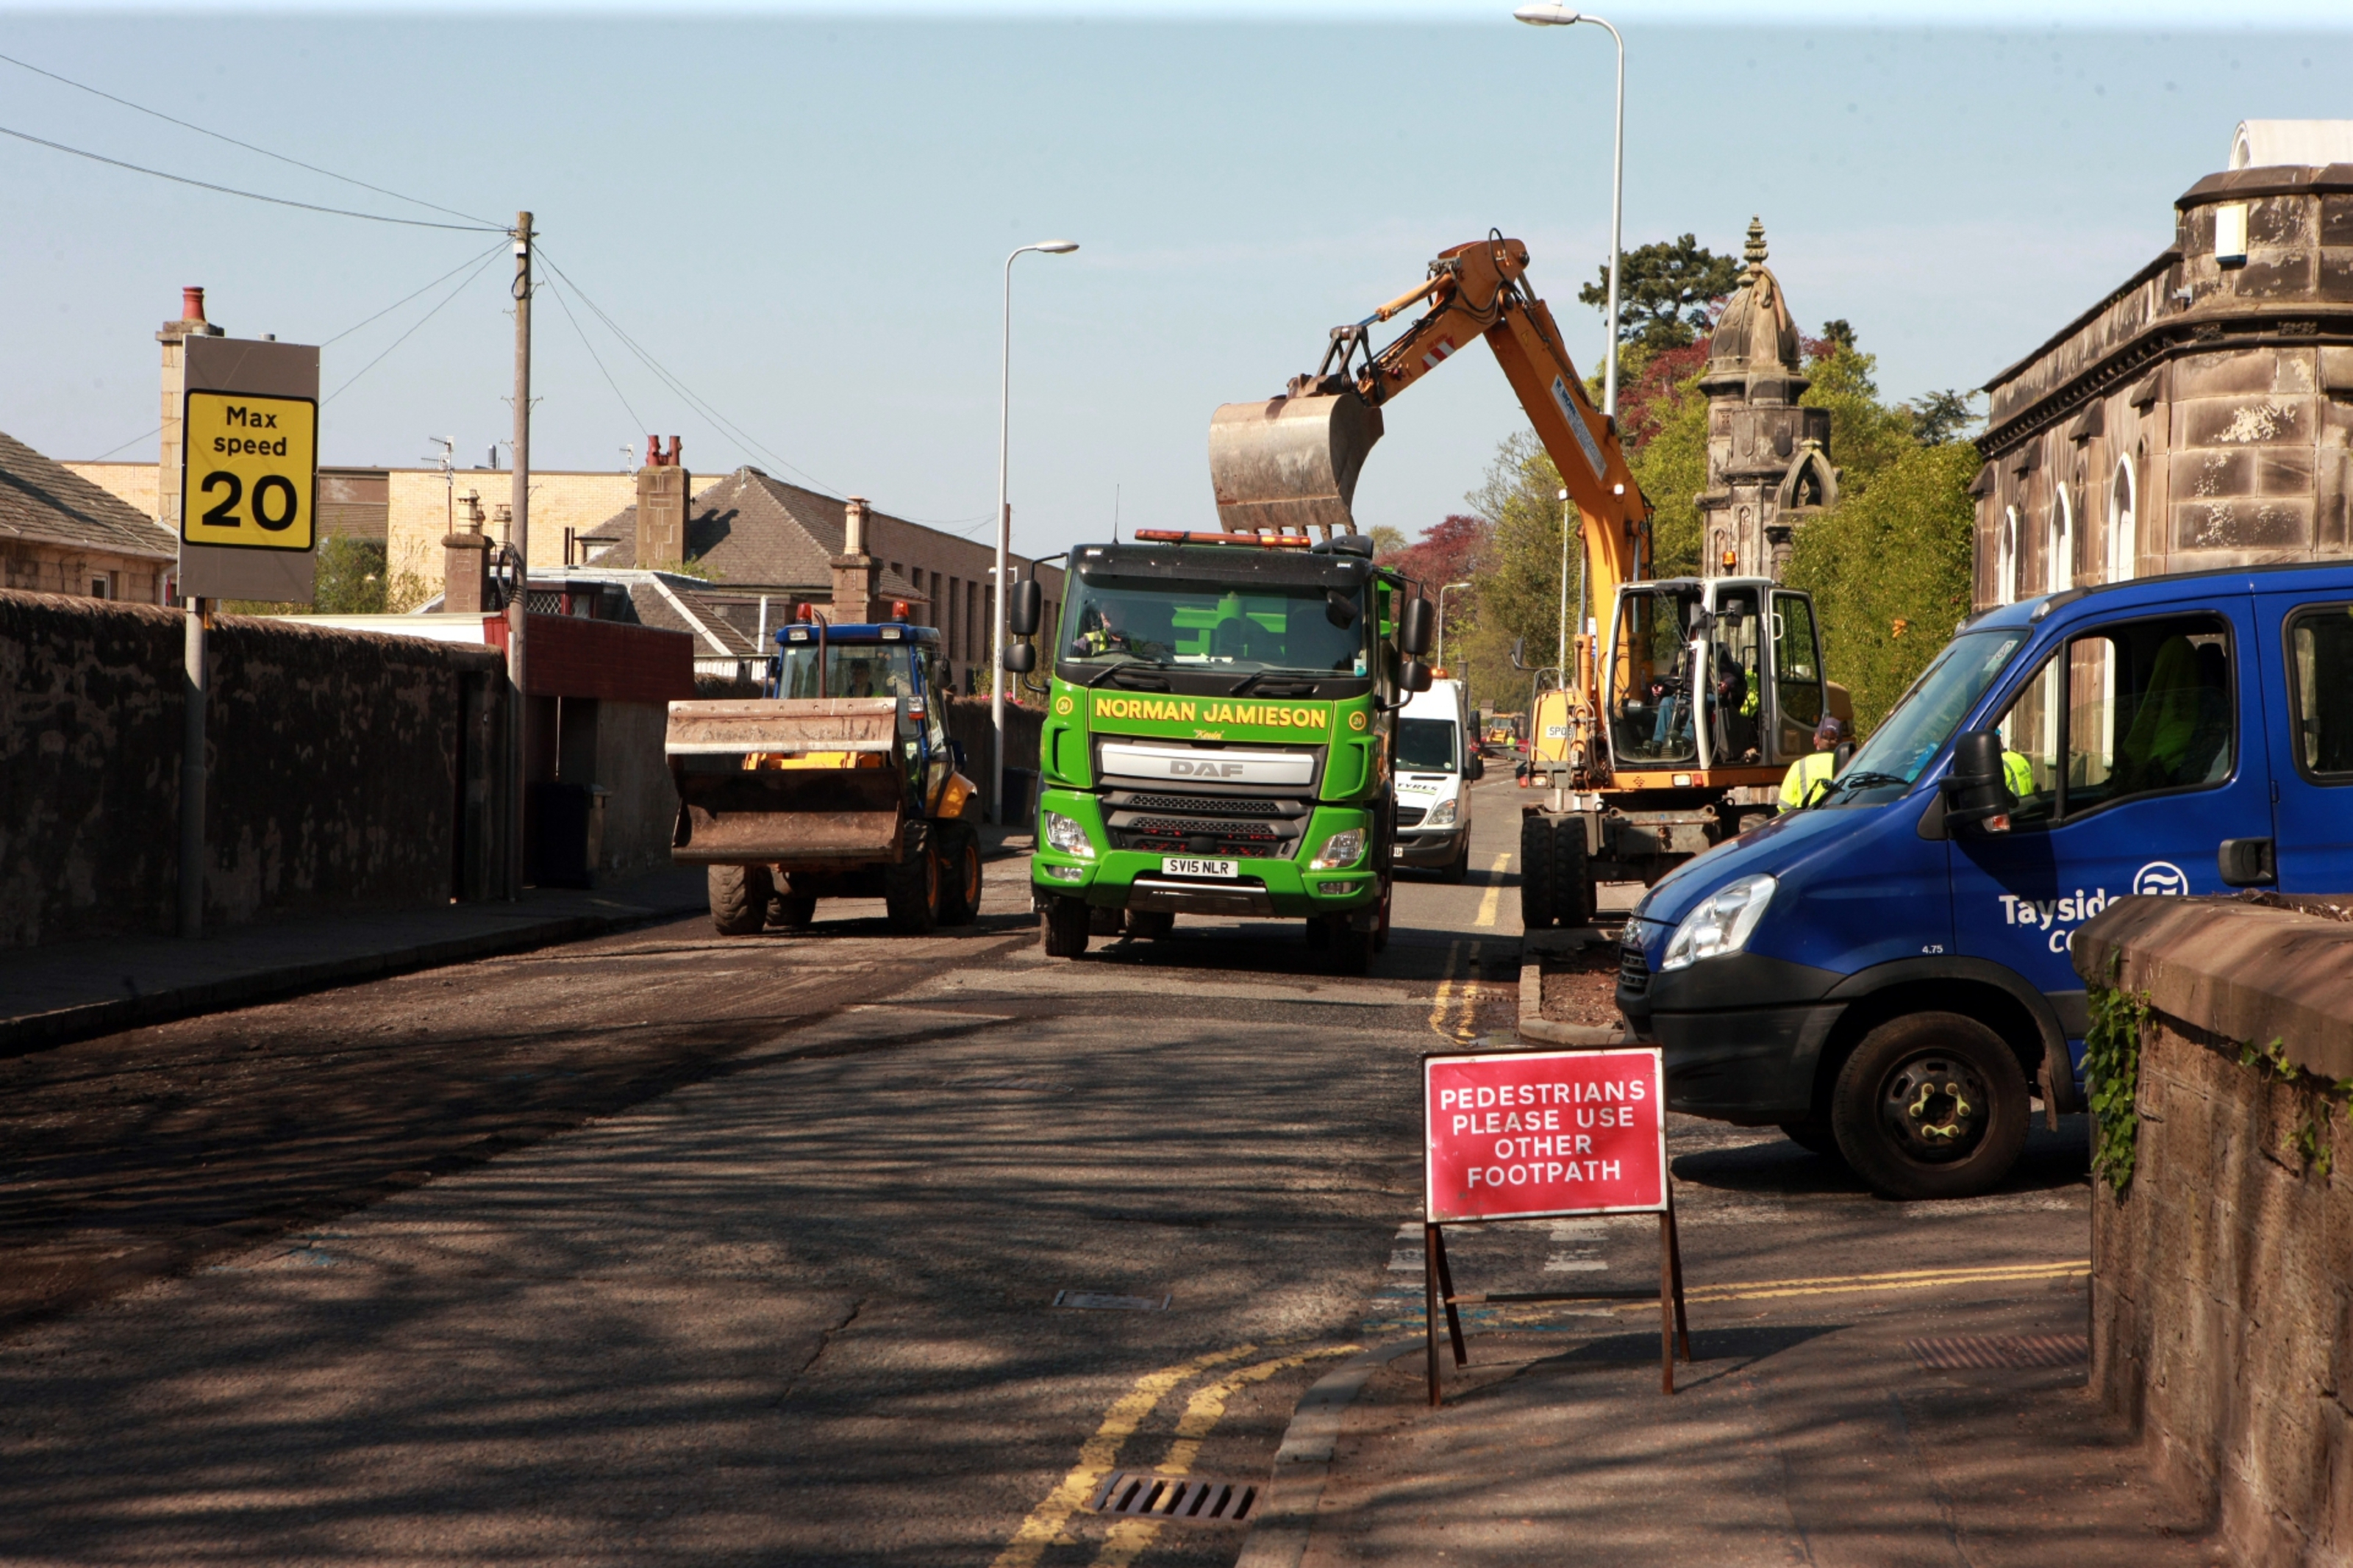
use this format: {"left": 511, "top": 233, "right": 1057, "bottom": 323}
{"left": 991, "top": 1342, "right": 1354, "bottom": 1568}
{"left": 1681, "top": 1258, "right": 2088, "bottom": 1306}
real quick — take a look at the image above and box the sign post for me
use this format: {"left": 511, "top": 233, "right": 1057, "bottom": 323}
{"left": 173, "top": 336, "right": 318, "bottom": 938}
{"left": 1421, "top": 1045, "right": 1690, "bottom": 1405}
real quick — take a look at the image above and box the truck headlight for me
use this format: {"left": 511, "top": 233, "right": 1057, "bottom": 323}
{"left": 1424, "top": 798, "right": 1458, "bottom": 828}
{"left": 1311, "top": 828, "right": 1366, "bottom": 870}
{"left": 1043, "top": 810, "right": 1096, "bottom": 860}
{"left": 1660, "top": 874, "right": 1777, "bottom": 973}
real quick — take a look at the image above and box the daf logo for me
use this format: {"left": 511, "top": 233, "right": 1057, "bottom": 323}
{"left": 2132, "top": 861, "right": 2190, "bottom": 897}
{"left": 1171, "top": 759, "right": 1246, "bottom": 778}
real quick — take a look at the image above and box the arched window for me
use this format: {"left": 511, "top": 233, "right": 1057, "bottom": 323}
{"left": 1996, "top": 504, "right": 2020, "bottom": 605}
{"left": 2049, "top": 486, "right": 2074, "bottom": 593}
{"left": 2107, "top": 457, "right": 2137, "bottom": 583}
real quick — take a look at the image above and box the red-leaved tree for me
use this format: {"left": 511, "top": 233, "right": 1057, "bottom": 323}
{"left": 1383, "top": 513, "right": 1493, "bottom": 593}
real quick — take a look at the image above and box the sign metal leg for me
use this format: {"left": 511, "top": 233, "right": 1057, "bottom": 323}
{"left": 1425, "top": 1222, "right": 1444, "bottom": 1408}
{"left": 1660, "top": 1210, "right": 1677, "bottom": 1395}
{"left": 1430, "top": 1223, "right": 1466, "bottom": 1368}
{"left": 1666, "top": 1187, "right": 1692, "bottom": 1362}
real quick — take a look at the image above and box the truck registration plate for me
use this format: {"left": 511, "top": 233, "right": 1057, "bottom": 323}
{"left": 1161, "top": 857, "right": 1238, "bottom": 880}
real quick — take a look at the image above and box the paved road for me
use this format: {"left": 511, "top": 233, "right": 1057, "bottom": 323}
{"left": 0, "top": 775, "right": 2138, "bottom": 1565}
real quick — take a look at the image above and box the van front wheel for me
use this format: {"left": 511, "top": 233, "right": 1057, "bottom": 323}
{"left": 1830, "top": 1012, "right": 2029, "bottom": 1200}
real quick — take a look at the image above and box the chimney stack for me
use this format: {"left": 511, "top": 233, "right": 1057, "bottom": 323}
{"left": 157, "top": 287, "right": 226, "bottom": 540}
{"left": 443, "top": 490, "right": 491, "bottom": 615}
{"left": 633, "top": 434, "right": 690, "bottom": 568}
{"left": 829, "top": 495, "right": 879, "bottom": 625}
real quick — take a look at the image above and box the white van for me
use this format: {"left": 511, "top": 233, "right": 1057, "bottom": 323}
{"left": 1392, "top": 679, "right": 1482, "bottom": 882}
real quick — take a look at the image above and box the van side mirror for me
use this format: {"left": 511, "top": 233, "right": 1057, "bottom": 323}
{"left": 1833, "top": 740, "right": 1854, "bottom": 771}
{"left": 1002, "top": 641, "right": 1037, "bottom": 674}
{"left": 1940, "top": 729, "right": 2013, "bottom": 833}
{"left": 1465, "top": 753, "right": 1485, "bottom": 781}
{"left": 1008, "top": 579, "right": 1043, "bottom": 639}
{"left": 1399, "top": 597, "right": 1435, "bottom": 656}
{"left": 1399, "top": 659, "right": 1434, "bottom": 693}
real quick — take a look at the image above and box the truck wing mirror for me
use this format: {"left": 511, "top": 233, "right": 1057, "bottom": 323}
{"left": 1002, "top": 641, "right": 1037, "bottom": 674}
{"left": 1399, "top": 597, "right": 1435, "bottom": 656}
{"left": 1008, "top": 579, "right": 1043, "bottom": 638}
{"left": 1325, "top": 587, "right": 1360, "bottom": 629}
{"left": 1940, "top": 729, "right": 2013, "bottom": 833}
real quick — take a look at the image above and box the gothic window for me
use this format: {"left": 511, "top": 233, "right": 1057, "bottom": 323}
{"left": 1997, "top": 504, "right": 2020, "bottom": 606}
{"left": 2107, "top": 457, "right": 2138, "bottom": 584}
{"left": 2049, "top": 486, "right": 2075, "bottom": 593}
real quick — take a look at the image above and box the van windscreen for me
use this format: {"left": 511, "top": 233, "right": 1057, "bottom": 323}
{"left": 1397, "top": 717, "right": 1458, "bottom": 773}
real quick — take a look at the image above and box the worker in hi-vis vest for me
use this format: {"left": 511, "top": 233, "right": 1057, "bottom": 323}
{"left": 1777, "top": 716, "right": 1848, "bottom": 812}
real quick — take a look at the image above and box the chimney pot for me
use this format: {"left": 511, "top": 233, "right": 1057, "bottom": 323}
{"left": 182, "top": 287, "right": 206, "bottom": 323}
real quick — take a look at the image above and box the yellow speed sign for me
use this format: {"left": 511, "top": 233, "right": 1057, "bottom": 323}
{"left": 182, "top": 390, "right": 317, "bottom": 551}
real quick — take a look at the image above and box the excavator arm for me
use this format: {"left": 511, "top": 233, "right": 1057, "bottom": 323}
{"left": 1208, "top": 235, "right": 1649, "bottom": 648}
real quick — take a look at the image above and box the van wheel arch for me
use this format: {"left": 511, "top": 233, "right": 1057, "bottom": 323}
{"left": 1809, "top": 978, "right": 2048, "bottom": 1126}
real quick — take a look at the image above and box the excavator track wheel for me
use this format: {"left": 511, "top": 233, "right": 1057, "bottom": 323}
{"left": 1549, "top": 817, "right": 1594, "bottom": 928}
{"left": 1518, "top": 815, "right": 1557, "bottom": 931}
{"left": 708, "top": 864, "right": 774, "bottom": 937}
{"left": 883, "top": 821, "right": 941, "bottom": 934}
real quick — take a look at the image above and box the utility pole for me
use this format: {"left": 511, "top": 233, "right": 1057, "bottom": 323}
{"left": 506, "top": 212, "right": 533, "bottom": 901}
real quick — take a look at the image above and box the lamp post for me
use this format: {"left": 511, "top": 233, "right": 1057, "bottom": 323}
{"left": 1512, "top": 4, "right": 1625, "bottom": 420}
{"left": 993, "top": 237, "right": 1079, "bottom": 826}
{"left": 1435, "top": 580, "right": 1473, "bottom": 673}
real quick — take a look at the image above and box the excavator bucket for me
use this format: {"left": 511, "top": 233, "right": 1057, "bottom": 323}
{"left": 1207, "top": 390, "right": 1385, "bottom": 538}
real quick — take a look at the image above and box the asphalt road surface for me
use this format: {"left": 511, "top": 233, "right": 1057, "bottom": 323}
{"left": 0, "top": 775, "right": 2108, "bottom": 1566}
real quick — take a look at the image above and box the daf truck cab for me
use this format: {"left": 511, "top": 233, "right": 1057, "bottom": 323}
{"left": 1619, "top": 562, "right": 2353, "bottom": 1199}
{"left": 1393, "top": 679, "right": 1482, "bottom": 882}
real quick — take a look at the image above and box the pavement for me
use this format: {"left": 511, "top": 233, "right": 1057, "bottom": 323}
{"left": 0, "top": 824, "right": 1036, "bottom": 1058}
{"left": 0, "top": 781, "right": 2223, "bottom": 1565}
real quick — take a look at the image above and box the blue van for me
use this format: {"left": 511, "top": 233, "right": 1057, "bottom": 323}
{"left": 1618, "top": 562, "right": 2353, "bottom": 1198}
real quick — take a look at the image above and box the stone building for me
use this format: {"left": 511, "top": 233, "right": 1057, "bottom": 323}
{"left": 1697, "top": 219, "right": 1838, "bottom": 581}
{"left": 1973, "top": 121, "right": 2353, "bottom": 609}
{"left": 0, "top": 428, "right": 176, "bottom": 602}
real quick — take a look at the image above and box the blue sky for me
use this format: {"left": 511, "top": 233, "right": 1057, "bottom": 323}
{"left": 3, "top": 7, "right": 2349, "bottom": 556}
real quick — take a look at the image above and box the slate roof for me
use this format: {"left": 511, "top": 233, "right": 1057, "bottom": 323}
{"left": 0, "top": 429, "right": 176, "bottom": 561}
{"left": 582, "top": 466, "right": 926, "bottom": 604}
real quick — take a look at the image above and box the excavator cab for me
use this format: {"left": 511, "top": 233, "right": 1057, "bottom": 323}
{"left": 1602, "top": 579, "right": 1829, "bottom": 776}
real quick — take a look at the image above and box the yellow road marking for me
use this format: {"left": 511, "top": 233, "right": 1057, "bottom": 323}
{"left": 1471, "top": 853, "right": 1512, "bottom": 928}
{"left": 1090, "top": 1345, "right": 1356, "bottom": 1567}
{"left": 1681, "top": 1259, "right": 2088, "bottom": 1305}
{"left": 1427, "top": 940, "right": 1463, "bottom": 1042}
{"left": 990, "top": 1343, "right": 1260, "bottom": 1568}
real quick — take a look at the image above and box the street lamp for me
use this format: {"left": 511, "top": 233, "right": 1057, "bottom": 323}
{"left": 993, "top": 237, "right": 1079, "bottom": 826}
{"left": 1513, "top": 4, "right": 1626, "bottom": 420}
{"left": 1435, "top": 580, "right": 1473, "bottom": 672}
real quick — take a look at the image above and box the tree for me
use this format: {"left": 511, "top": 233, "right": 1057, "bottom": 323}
{"left": 1579, "top": 235, "right": 1742, "bottom": 352}
{"left": 1366, "top": 525, "right": 1408, "bottom": 559}
{"left": 1906, "top": 389, "right": 1982, "bottom": 447}
{"left": 1387, "top": 513, "right": 1490, "bottom": 591}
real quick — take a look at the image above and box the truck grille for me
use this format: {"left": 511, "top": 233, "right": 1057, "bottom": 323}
{"left": 1102, "top": 789, "right": 1310, "bottom": 859}
{"left": 1618, "top": 941, "right": 1650, "bottom": 997}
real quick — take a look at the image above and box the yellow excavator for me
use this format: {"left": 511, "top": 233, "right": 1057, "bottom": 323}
{"left": 1205, "top": 234, "right": 1843, "bottom": 927}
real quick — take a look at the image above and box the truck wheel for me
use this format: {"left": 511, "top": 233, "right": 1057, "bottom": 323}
{"left": 1371, "top": 875, "right": 1393, "bottom": 953}
{"left": 883, "top": 821, "right": 940, "bottom": 934}
{"left": 1332, "top": 918, "right": 1374, "bottom": 975}
{"left": 1777, "top": 1117, "right": 1841, "bottom": 1159}
{"left": 1830, "top": 1013, "right": 2029, "bottom": 1200}
{"left": 771, "top": 889, "right": 818, "bottom": 930}
{"left": 1042, "top": 895, "right": 1091, "bottom": 958}
{"left": 1441, "top": 835, "right": 1469, "bottom": 884}
{"left": 1125, "top": 910, "right": 1174, "bottom": 939}
{"left": 935, "top": 822, "right": 983, "bottom": 926}
{"left": 708, "top": 864, "right": 773, "bottom": 936}
{"left": 1550, "top": 817, "right": 1593, "bottom": 927}
{"left": 1518, "top": 815, "right": 1555, "bottom": 930}
{"left": 1304, "top": 916, "right": 1331, "bottom": 950}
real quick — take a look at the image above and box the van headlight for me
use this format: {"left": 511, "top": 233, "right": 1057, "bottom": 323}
{"left": 1311, "top": 828, "right": 1366, "bottom": 870}
{"left": 1042, "top": 810, "right": 1096, "bottom": 860}
{"left": 1424, "top": 798, "right": 1458, "bottom": 828}
{"left": 1660, "top": 874, "right": 1777, "bottom": 972}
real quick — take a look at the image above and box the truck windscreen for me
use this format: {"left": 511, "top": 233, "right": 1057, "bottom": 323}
{"left": 1838, "top": 628, "right": 2029, "bottom": 789}
{"left": 1060, "top": 580, "right": 1366, "bottom": 676}
{"left": 776, "top": 644, "right": 915, "bottom": 700}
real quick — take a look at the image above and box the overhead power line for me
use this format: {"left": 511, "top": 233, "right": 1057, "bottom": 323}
{"left": 324, "top": 240, "right": 510, "bottom": 346}
{"left": 0, "top": 123, "right": 503, "bottom": 232}
{"left": 326, "top": 246, "right": 508, "bottom": 404}
{"left": 540, "top": 274, "right": 648, "bottom": 440}
{"left": 0, "top": 49, "right": 501, "bottom": 229}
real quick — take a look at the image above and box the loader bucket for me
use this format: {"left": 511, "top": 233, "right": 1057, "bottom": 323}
{"left": 665, "top": 697, "right": 907, "bottom": 867}
{"left": 1207, "top": 390, "right": 1385, "bottom": 538}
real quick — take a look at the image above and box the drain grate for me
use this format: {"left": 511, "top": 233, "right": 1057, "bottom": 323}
{"left": 1054, "top": 1289, "right": 1169, "bottom": 1311}
{"left": 1907, "top": 1334, "right": 2088, "bottom": 1370}
{"left": 1089, "top": 1470, "right": 1258, "bottom": 1525}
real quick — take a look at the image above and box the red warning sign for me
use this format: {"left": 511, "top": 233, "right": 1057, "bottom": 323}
{"left": 1424, "top": 1047, "right": 1668, "bottom": 1222}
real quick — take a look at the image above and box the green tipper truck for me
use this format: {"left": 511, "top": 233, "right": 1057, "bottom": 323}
{"left": 1009, "top": 529, "right": 1436, "bottom": 972}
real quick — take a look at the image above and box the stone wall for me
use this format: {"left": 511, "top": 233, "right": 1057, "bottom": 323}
{"left": 0, "top": 590, "right": 503, "bottom": 948}
{"left": 2074, "top": 894, "right": 2353, "bottom": 1567}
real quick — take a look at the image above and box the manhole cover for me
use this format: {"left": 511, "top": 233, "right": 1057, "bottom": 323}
{"left": 1054, "top": 1289, "right": 1169, "bottom": 1311}
{"left": 1089, "top": 1470, "right": 1258, "bottom": 1525}
{"left": 1907, "top": 1334, "right": 2088, "bottom": 1370}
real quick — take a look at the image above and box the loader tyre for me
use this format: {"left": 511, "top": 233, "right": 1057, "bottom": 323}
{"left": 771, "top": 889, "right": 818, "bottom": 930}
{"left": 936, "top": 821, "right": 983, "bottom": 926}
{"left": 1549, "top": 817, "right": 1593, "bottom": 927}
{"left": 707, "top": 864, "right": 773, "bottom": 937}
{"left": 1042, "top": 895, "right": 1091, "bottom": 959}
{"left": 884, "top": 820, "right": 941, "bottom": 934}
{"left": 1518, "top": 814, "right": 1556, "bottom": 930}
{"left": 1830, "top": 1012, "right": 2029, "bottom": 1200}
